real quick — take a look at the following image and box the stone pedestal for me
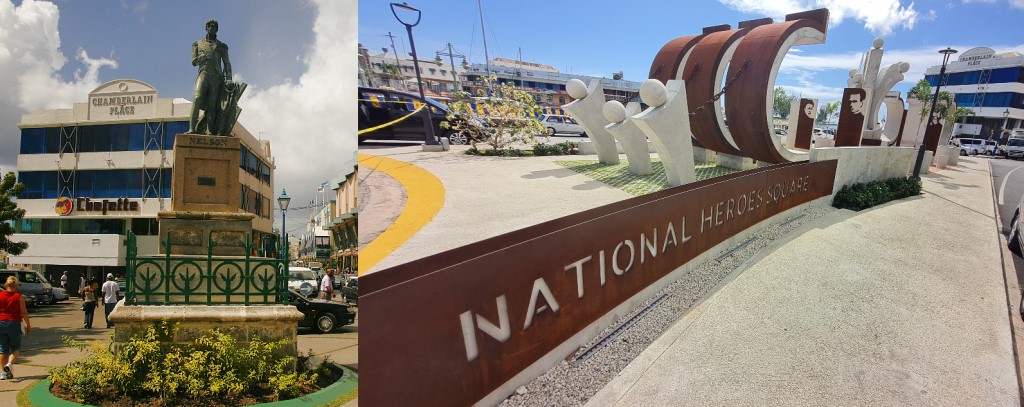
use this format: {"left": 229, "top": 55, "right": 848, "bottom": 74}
{"left": 110, "top": 305, "right": 304, "bottom": 368}
{"left": 171, "top": 134, "right": 242, "bottom": 213}
{"left": 157, "top": 211, "right": 256, "bottom": 256}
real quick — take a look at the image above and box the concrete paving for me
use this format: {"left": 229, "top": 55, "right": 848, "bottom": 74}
{"left": 0, "top": 300, "right": 358, "bottom": 406}
{"left": 359, "top": 144, "right": 632, "bottom": 273}
{"left": 357, "top": 160, "right": 407, "bottom": 251}
{"left": 358, "top": 146, "right": 1022, "bottom": 405}
{"left": 588, "top": 157, "right": 1019, "bottom": 406}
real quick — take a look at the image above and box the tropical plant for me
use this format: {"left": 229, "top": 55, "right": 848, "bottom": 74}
{"left": 773, "top": 87, "right": 798, "bottom": 119}
{"left": 0, "top": 171, "right": 26, "bottom": 256}
{"left": 816, "top": 101, "right": 840, "bottom": 124}
{"left": 907, "top": 79, "right": 956, "bottom": 125}
{"left": 442, "top": 75, "right": 545, "bottom": 152}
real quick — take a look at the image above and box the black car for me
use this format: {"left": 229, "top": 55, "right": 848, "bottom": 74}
{"left": 340, "top": 278, "right": 358, "bottom": 305}
{"left": 288, "top": 289, "right": 356, "bottom": 334}
{"left": 358, "top": 87, "right": 480, "bottom": 145}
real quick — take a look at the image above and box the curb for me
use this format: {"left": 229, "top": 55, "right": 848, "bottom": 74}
{"left": 25, "top": 364, "right": 358, "bottom": 407}
{"left": 357, "top": 153, "right": 446, "bottom": 274}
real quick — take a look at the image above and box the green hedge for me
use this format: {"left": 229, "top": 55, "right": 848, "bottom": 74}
{"left": 832, "top": 177, "right": 922, "bottom": 211}
{"left": 532, "top": 141, "right": 578, "bottom": 156}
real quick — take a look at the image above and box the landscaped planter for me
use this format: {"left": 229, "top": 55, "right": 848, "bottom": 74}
{"left": 25, "top": 364, "right": 357, "bottom": 407}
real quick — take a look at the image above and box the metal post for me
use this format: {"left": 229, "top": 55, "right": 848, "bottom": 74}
{"left": 912, "top": 48, "right": 957, "bottom": 179}
{"left": 392, "top": 3, "right": 438, "bottom": 146}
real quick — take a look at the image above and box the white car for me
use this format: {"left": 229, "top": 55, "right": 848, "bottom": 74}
{"left": 51, "top": 286, "right": 69, "bottom": 303}
{"left": 288, "top": 267, "right": 320, "bottom": 298}
{"left": 540, "top": 114, "right": 585, "bottom": 136}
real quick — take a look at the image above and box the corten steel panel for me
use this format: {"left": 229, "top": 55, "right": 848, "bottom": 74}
{"left": 795, "top": 98, "right": 815, "bottom": 149}
{"left": 725, "top": 9, "right": 829, "bottom": 164}
{"left": 834, "top": 88, "right": 868, "bottom": 147}
{"left": 362, "top": 160, "right": 839, "bottom": 407}
{"left": 924, "top": 123, "right": 943, "bottom": 152}
{"left": 682, "top": 28, "right": 750, "bottom": 156}
{"left": 861, "top": 138, "right": 883, "bottom": 146}
{"left": 893, "top": 109, "right": 908, "bottom": 146}
{"left": 649, "top": 35, "right": 704, "bottom": 84}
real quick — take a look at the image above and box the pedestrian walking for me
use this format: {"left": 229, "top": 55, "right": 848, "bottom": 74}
{"left": 101, "top": 273, "right": 119, "bottom": 329}
{"left": 0, "top": 276, "right": 30, "bottom": 380}
{"left": 320, "top": 269, "right": 334, "bottom": 300}
{"left": 60, "top": 271, "right": 68, "bottom": 289}
{"left": 81, "top": 281, "right": 98, "bottom": 329}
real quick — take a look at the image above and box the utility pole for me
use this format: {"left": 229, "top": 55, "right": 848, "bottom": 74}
{"left": 385, "top": 31, "right": 404, "bottom": 90}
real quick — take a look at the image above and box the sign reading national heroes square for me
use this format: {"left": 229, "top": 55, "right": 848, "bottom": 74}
{"left": 361, "top": 159, "right": 839, "bottom": 407}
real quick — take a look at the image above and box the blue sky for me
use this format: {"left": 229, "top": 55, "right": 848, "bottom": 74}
{"left": 359, "top": 0, "right": 1024, "bottom": 115}
{"left": 0, "top": 0, "right": 356, "bottom": 233}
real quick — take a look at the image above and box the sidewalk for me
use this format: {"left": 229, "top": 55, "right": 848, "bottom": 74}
{"left": 587, "top": 157, "right": 1019, "bottom": 406}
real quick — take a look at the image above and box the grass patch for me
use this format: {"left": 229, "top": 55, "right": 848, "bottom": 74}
{"left": 326, "top": 388, "right": 358, "bottom": 406}
{"left": 555, "top": 158, "right": 737, "bottom": 196}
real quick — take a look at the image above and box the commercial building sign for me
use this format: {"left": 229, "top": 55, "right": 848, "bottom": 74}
{"left": 361, "top": 159, "right": 838, "bottom": 407}
{"left": 957, "top": 47, "right": 996, "bottom": 66}
{"left": 55, "top": 197, "right": 140, "bottom": 216}
{"left": 87, "top": 80, "right": 158, "bottom": 120}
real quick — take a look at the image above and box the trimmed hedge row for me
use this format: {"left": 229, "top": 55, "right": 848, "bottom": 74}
{"left": 832, "top": 177, "right": 922, "bottom": 211}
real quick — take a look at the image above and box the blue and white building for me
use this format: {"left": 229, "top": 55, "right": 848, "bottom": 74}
{"left": 10, "top": 79, "right": 276, "bottom": 285}
{"left": 924, "top": 47, "right": 1024, "bottom": 139}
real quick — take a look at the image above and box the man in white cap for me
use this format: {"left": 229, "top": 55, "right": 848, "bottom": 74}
{"left": 100, "top": 273, "right": 119, "bottom": 328}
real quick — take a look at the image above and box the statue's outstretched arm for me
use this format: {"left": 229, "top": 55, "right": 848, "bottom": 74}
{"left": 191, "top": 41, "right": 199, "bottom": 67}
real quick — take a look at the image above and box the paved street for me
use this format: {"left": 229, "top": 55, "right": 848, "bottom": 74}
{"left": 0, "top": 300, "right": 358, "bottom": 406}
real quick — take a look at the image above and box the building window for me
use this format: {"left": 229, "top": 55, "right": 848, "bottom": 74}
{"left": 558, "top": 97, "right": 565, "bottom": 104}
{"left": 19, "top": 121, "right": 187, "bottom": 155}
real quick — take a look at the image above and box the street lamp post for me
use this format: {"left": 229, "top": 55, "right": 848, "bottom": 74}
{"left": 435, "top": 43, "right": 468, "bottom": 95}
{"left": 390, "top": 2, "right": 438, "bottom": 146}
{"left": 1004, "top": 108, "right": 1011, "bottom": 132}
{"left": 912, "top": 47, "right": 957, "bottom": 179}
{"left": 277, "top": 190, "right": 291, "bottom": 267}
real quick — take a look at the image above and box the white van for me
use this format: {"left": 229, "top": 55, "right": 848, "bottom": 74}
{"left": 958, "top": 138, "right": 996, "bottom": 156}
{"left": 1006, "top": 137, "right": 1024, "bottom": 160}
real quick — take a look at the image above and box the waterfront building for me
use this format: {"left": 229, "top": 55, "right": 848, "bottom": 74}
{"left": 326, "top": 153, "right": 358, "bottom": 273}
{"left": 11, "top": 79, "right": 275, "bottom": 287}
{"left": 924, "top": 47, "right": 1024, "bottom": 140}
{"left": 461, "top": 58, "right": 642, "bottom": 107}
{"left": 359, "top": 44, "right": 467, "bottom": 98}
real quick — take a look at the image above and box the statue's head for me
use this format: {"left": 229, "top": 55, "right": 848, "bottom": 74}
{"left": 206, "top": 19, "right": 219, "bottom": 34}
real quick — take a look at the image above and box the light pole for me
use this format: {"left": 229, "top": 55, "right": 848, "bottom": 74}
{"left": 390, "top": 2, "right": 438, "bottom": 146}
{"left": 1004, "top": 108, "right": 1011, "bottom": 131}
{"left": 277, "top": 190, "right": 291, "bottom": 266}
{"left": 912, "top": 47, "right": 957, "bottom": 179}
{"left": 435, "top": 43, "right": 468, "bottom": 95}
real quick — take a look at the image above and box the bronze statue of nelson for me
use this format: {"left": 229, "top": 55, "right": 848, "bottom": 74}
{"left": 190, "top": 19, "right": 247, "bottom": 136}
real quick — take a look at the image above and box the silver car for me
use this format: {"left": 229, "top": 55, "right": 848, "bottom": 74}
{"left": 540, "top": 114, "right": 586, "bottom": 136}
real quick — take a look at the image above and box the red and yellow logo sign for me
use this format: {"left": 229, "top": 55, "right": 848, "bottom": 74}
{"left": 55, "top": 197, "right": 73, "bottom": 216}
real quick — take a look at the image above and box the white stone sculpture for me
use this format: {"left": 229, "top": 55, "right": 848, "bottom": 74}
{"left": 849, "top": 38, "right": 911, "bottom": 144}
{"left": 603, "top": 101, "right": 652, "bottom": 175}
{"left": 630, "top": 79, "right": 696, "bottom": 186}
{"left": 563, "top": 79, "right": 620, "bottom": 164}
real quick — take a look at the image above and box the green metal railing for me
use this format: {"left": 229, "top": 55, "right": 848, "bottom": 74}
{"left": 125, "top": 231, "right": 288, "bottom": 305}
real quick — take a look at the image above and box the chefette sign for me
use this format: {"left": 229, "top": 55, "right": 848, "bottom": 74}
{"left": 362, "top": 159, "right": 838, "bottom": 406}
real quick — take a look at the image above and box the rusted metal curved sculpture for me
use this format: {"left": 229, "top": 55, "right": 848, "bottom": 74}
{"left": 725, "top": 9, "right": 829, "bottom": 163}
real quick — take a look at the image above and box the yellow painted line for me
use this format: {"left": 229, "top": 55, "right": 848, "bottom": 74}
{"left": 358, "top": 154, "right": 445, "bottom": 275}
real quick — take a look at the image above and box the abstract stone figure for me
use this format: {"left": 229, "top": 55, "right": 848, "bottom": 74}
{"left": 564, "top": 79, "right": 619, "bottom": 164}
{"left": 190, "top": 19, "right": 248, "bottom": 136}
{"left": 881, "top": 91, "right": 906, "bottom": 145}
{"left": 847, "top": 38, "right": 910, "bottom": 145}
{"left": 631, "top": 79, "right": 696, "bottom": 186}
{"left": 603, "top": 101, "right": 652, "bottom": 175}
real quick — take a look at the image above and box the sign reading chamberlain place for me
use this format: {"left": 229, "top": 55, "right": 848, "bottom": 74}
{"left": 361, "top": 159, "right": 838, "bottom": 407}
{"left": 87, "top": 80, "right": 158, "bottom": 120}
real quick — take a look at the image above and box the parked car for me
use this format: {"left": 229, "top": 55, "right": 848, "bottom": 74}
{"left": 1004, "top": 138, "right": 1024, "bottom": 160}
{"left": 358, "top": 87, "right": 482, "bottom": 145}
{"left": 51, "top": 286, "right": 69, "bottom": 303}
{"left": 958, "top": 138, "right": 997, "bottom": 156}
{"left": 0, "top": 270, "right": 52, "bottom": 306}
{"left": 287, "top": 289, "right": 356, "bottom": 334}
{"left": 288, "top": 267, "right": 321, "bottom": 298}
{"left": 539, "top": 114, "right": 585, "bottom": 136}
{"left": 1009, "top": 195, "right": 1024, "bottom": 257}
{"left": 340, "top": 278, "right": 358, "bottom": 305}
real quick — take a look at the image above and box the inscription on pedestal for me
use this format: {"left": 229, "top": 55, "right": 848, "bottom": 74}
{"left": 169, "top": 229, "right": 203, "bottom": 246}
{"left": 211, "top": 230, "right": 245, "bottom": 247}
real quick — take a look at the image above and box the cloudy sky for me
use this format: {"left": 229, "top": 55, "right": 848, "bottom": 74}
{"left": 0, "top": 0, "right": 356, "bottom": 232}
{"left": 359, "top": 0, "right": 1024, "bottom": 112}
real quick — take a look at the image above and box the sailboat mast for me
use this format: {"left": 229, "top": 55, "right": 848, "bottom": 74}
{"left": 478, "top": 0, "right": 492, "bottom": 94}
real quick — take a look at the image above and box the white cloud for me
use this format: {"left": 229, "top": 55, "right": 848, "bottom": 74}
{"left": 237, "top": 0, "right": 356, "bottom": 206}
{"left": 0, "top": 0, "right": 117, "bottom": 171}
{"left": 718, "top": 0, "right": 919, "bottom": 35}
